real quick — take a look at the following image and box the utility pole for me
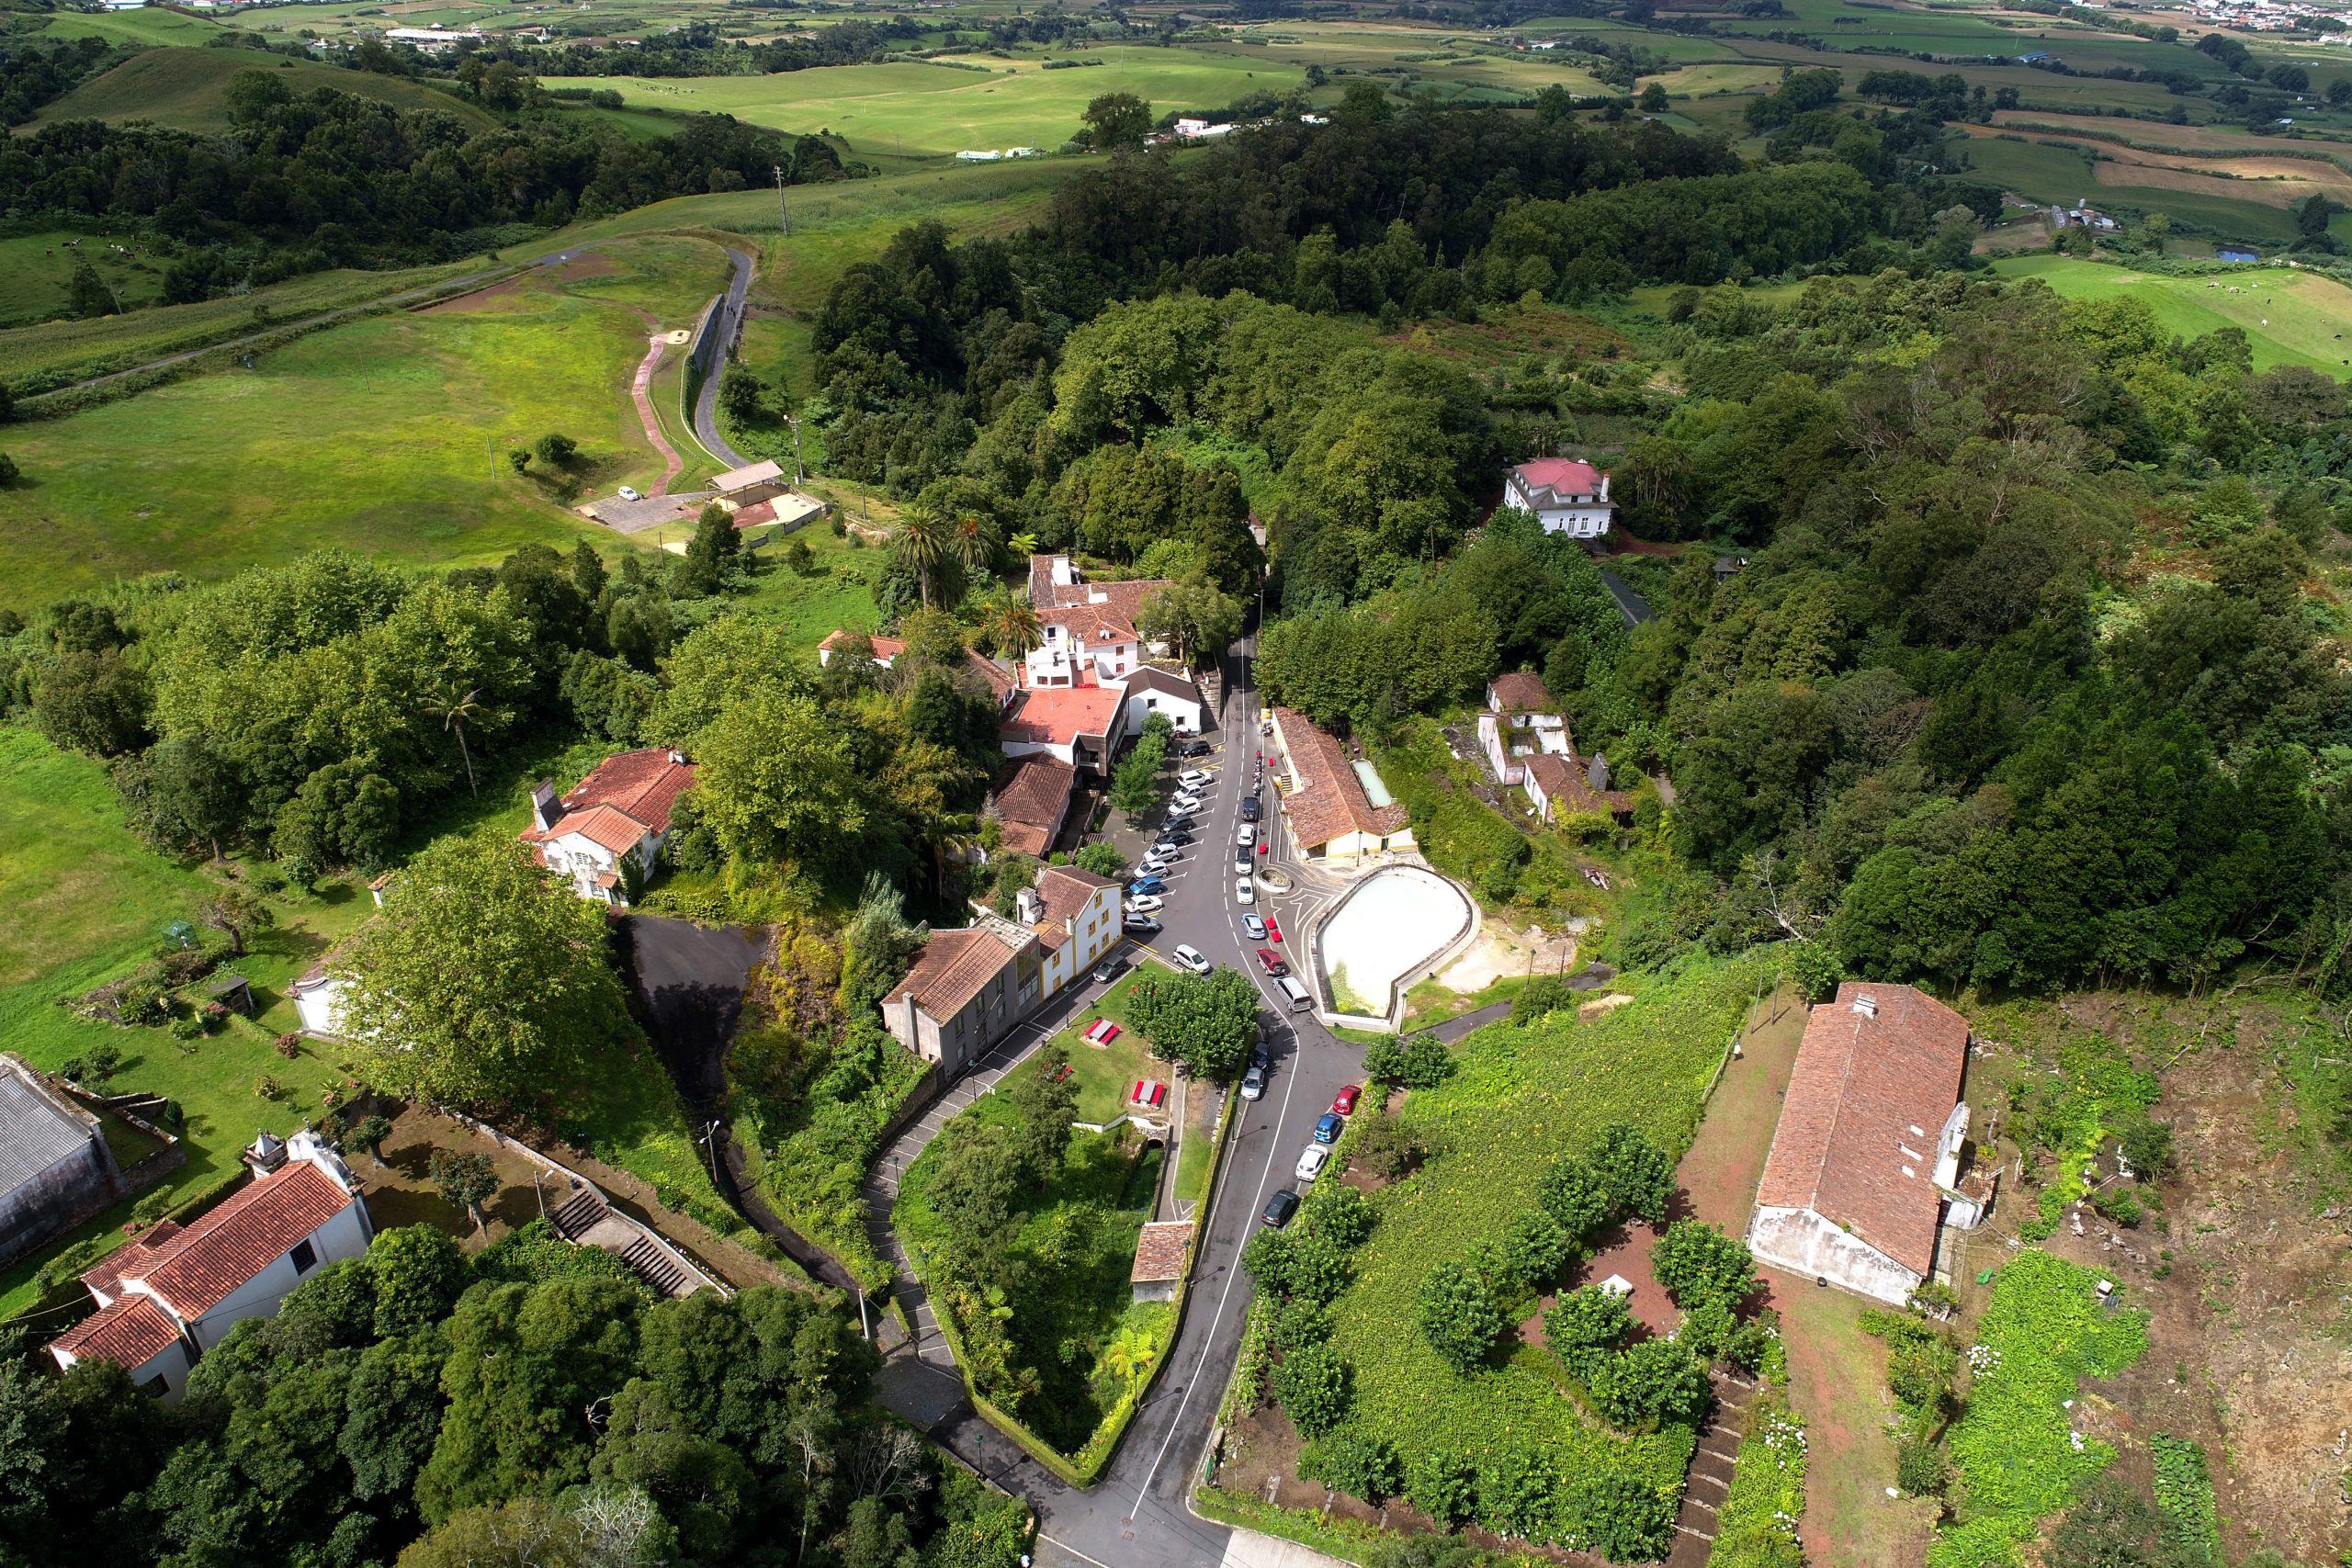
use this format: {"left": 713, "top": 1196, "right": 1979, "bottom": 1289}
{"left": 774, "top": 164, "right": 789, "bottom": 237}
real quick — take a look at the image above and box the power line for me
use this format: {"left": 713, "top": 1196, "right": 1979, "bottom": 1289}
{"left": 773, "top": 164, "right": 789, "bottom": 238}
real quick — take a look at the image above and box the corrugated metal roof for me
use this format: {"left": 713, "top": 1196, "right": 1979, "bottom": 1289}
{"left": 0, "top": 1066, "right": 96, "bottom": 1200}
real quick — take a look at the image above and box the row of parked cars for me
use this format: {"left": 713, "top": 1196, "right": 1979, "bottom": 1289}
{"left": 1259, "top": 1081, "right": 1363, "bottom": 1226}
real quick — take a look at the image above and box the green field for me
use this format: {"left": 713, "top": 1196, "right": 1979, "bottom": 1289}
{"left": 36, "top": 5, "right": 225, "bottom": 46}
{"left": 0, "top": 231, "right": 170, "bottom": 330}
{"left": 1996, "top": 254, "right": 2352, "bottom": 375}
{"left": 1957, "top": 132, "right": 2308, "bottom": 242}
{"left": 0, "top": 233, "right": 728, "bottom": 610}
{"left": 28, "top": 45, "right": 501, "bottom": 134}
{"left": 1318, "top": 952, "right": 1767, "bottom": 1523}
{"left": 564, "top": 47, "right": 1290, "bottom": 155}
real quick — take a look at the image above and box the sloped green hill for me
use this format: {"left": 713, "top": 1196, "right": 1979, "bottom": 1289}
{"left": 25, "top": 46, "right": 500, "bottom": 134}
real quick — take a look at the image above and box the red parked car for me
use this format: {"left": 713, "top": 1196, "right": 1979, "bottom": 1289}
{"left": 1331, "top": 1084, "right": 1362, "bottom": 1116}
{"left": 1256, "top": 947, "right": 1289, "bottom": 977}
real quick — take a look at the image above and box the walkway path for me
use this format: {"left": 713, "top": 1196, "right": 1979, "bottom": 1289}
{"left": 1666, "top": 1371, "right": 1760, "bottom": 1564}
{"left": 1596, "top": 567, "right": 1656, "bottom": 627}
{"left": 628, "top": 333, "right": 684, "bottom": 497}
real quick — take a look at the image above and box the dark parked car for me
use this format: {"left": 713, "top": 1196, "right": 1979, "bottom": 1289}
{"left": 1184, "top": 739, "right": 1213, "bottom": 757}
{"left": 1124, "top": 914, "right": 1162, "bottom": 935}
{"left": 1240, "top": 795, "right": 1261, "bottom": 822}
{"left": 1262, "top": 1189, "right": 1301, "bottom": 1227}
{"left": 1127, "top": 876, "right": 1165, "bottom": 895}
{"left": 1314, "top": 1112, "right": 1344, "bottom": 1144}
{"left": 1250, "top": 1034, "right": 1272, "bottom": 1073}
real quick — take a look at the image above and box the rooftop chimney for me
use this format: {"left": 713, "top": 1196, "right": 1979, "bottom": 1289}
{"left": 1016, "top": 886, "right": 1044, "bottom": 926}
{"left": 531, "top": 780, "right": 562, "bottom": 833}
{"left": 243, "top": 1129, "right": 288, "bottom": 1174}
{"left": 668, "top": 750, "right": 687, "bottom": 766}
{"left": 1851, "top": 995, "right": 1878, "bottom": 1020}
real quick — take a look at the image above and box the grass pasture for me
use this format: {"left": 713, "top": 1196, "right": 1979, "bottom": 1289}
{"left": 0, "top": 231, "right": 170, "bottom": 330}
{"left": 0, "top": 233, "right": 730, "bottom": 610}
{"left": 36, "top": 5, "right": 224, "bottom": 46}
{"left": 1996, "top": 255, "right": 2352, "bottom": 376}
{"left": 1955, "top": 130, "right": 2306, "bottom": 241}
{"left": 564, "top": 47, "right": 1283, "bottom": 156}
{"left": 28, "top": 46, "right": 501, "bottom": 134}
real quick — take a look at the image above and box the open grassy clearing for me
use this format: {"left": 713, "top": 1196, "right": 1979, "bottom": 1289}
{"left": 26, "top": 45, "right": 501, "bottom": 133}
{"left": 0, "top": 234, "right": 728, "bottom": 609}
{"left": 1995, "top": 254, "right": 2352, "bottom": 375}
{"left": 0, "top": 230, "right": 169, "bottom": 330}
{"left": 561, "top": 47, "right": 1286, "bottom": 156}
{"left": 1959, "top": 124, "right": 2352, "bottom": 210}
{"left": 1955, "top": 131, "right": 2304, "bottom": 239}
{"left": 1318, "top": 951, "right": 1768, "bottom": 1517}
{"left": 1040, "top": 962, "right": 1174, "bottom": 1125}
{"left": 35, "top": 5, "right": 223, "bottom": 46}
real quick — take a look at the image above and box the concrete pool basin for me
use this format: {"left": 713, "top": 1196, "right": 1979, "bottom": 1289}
{"left": 1313, "top": 864, "right": 1476, "bottom": 1028}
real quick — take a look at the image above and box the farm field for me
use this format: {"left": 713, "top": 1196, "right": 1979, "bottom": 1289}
{"left": 0, "top": 231, "right": 169, "bottom": 330}
{"left": 34, "top": 5, "right": 222, "bottom": 46}
{"left": 0, "top": 233, "right": 729, "bottom": 610}
{"left": 1995, "top": 254, "right": 2352, "bottom": 375}
{"left": 1959, "top": 124, "right": 2352, "bottom": 212}
{"left": 1990, "top": 108, "right": 2352, "bottom": 154}
{"left": 28, "top": 45, "right": 501, "bottom": 133}
{"left": 1956, "top": 131, "right": 2306, "bottom": 241}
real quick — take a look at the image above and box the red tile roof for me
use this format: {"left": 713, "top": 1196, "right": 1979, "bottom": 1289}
{"left": 964, "top": 649, "right": 1017, "bottom": 706}
{"left": 885, "top": 929, "right": 1029, "bottom": 1021}
{"left": 1130, "top": 1221, "right": 1193, "bottom": 1282}
{"left": 51, "top": 1294, "right": 180, "bottom": 1370}
{"left": 557, "top": 802, "right": 659, "bottom": 856}
{"left": 820, "top": 629, "right": 905, "bottom": 662}
{"left": 521, "top": 749, "right": 695, "bottom": 846}
{"left": 1272, "top": 709, "right": 1412, "bottom": 849}
{"left": 1757, "top": 984, "right": 1971, "bottom": 1278}
{"left": 78, "top": 1220, "right": 181, "bottom": 1302}
{"left": 1035, "top": 864, "right": 1116, "bottom": 931}
{"left": 1489, "top": 672, "right": 1555, "bottom": 714}
{"left": 97, "top": 1162, "right": 355, "bottom": 1319}
{"left": 1041, "top": 601, "right": 1140, "bottom": 646}
{"left": 991, "top": 755, "right": 1076, "bottom": 856}
{"left": 1511, "top": 458, "right": 1608, "bottom": 504}
{"left": 1002, "top": 685, "right": 1125, "bottom": 748}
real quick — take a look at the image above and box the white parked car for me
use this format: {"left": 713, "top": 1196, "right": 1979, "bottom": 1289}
{"left": 1172, "top": 943, "right": 1212, "bottom": 975}
{"left": 1127, "top": 895, "right": 1165, "bottom": 913}
{"left": 1165, "top": 801, "right": 1199, "bottom": 820}
{"left": 1295, "top": 1144, "right": 1331, "bottom": 1184}
{"left": 1235, "top": 853, "right": 1254, "bottom": 876}
{"left": 1235, "top": 876, "right": 1256, "bottom": 906}
{"left": 1237, "top": 824, "right": 1257, "bottom": 846}
{"left": 1170, "top": 791, "right": 1204, "bottom": 812}
{"left": 1178, "top": 770, "right": 1213, "bottom": 788}
{"left": 1141, "top": 854, "right": 1171, "bottom": 875}
{"left": 617, "top": 486, "right": 643, "bottom": 502}
{"left": 1243, "top": 913, "right": 1268, "bottom": 941}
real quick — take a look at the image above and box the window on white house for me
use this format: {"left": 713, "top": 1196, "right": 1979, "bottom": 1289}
{"left": 289, "top": 1239, "right": 317, "bottom": 1274}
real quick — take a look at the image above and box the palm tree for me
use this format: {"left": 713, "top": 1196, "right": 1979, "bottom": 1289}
{"left": 1008, "top": 529, "right": 1040, "bottom": 559}
{"left": 895, "top": 502, "right": 945, "bottom": 609}
{"left": 1103, "top": 1325, "right": 1157, "bottom": 1384}
{"left": 422, "top": 685, "right": 484, "bottom": 796}
{"left": 949, "top": 512, "right": 991, "bottom": 575}
{"left": 985, "top": 594, "right": 1043, "bottom": 663}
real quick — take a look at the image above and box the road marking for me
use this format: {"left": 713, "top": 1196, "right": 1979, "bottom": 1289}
{"left": 1039, "top": 1535, "right": 1120, "bottom": 1568}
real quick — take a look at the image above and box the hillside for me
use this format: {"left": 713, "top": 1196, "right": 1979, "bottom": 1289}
{"left": 25, "top": 46, "right": 501, "bottom": 134}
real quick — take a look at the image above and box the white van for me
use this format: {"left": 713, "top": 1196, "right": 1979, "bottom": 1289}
{"left": 1276, "top": 976, "right": 1313, "bottom": 1012}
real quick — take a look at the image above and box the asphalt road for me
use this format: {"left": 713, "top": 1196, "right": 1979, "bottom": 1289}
{"left": 691, "top": 246, "right": 757, "bottom": 469}
{"left": 1024, "top": 634, "right": 1370, "bottom": 1568}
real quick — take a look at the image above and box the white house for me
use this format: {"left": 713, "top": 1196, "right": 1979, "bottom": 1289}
{"left": 1747, "top": 986, "right": 1981, "bottom": 1304}
{"left": 1016, "top": 865, "right": 1124, "bottom": 1000}
{"left": 1504, "top": 457, "right": 1615, "bottom": 539}
{"left": 1001, "top": 684, "right": 1128, "bottom": 775}
{"left": 1478, "top": 671, "right": 1570, "bottom": 785}
{"left": 49, "top": 1129, "right": 372, "bottom": 1401}
{"left": 288, "top": 965, "right": 352, "bottom": 1038}
{"left": 1030, "top": 601, "right": 1143, "bottom": 688}
{"left": 1121, "top": 666, "right": 1208, "bottom": 736}
{"left": 519, "top": 748, "right": 697, "bottom": 905}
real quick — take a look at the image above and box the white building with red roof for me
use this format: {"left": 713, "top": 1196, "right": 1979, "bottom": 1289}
{"left": 519, "top": 748, "right": 697, "bottom": 905}
{"left": 1747, "top": 985, "right": 1985, "bottom": 1303}
{"left": 1505, "top": 457, "right": 1615, "bottom": 539}
{"left": 1013, "top": 864, "right": 1123, "bottom": 1000}
{"left": 1023, "top": 555, "right": 1174, "bottom": 688}
{"left": 48, "top": 1128, "right": 371, "bottom": 1401}
{"left": 1001, "top": 684, "right": 1129, "bottom": 776}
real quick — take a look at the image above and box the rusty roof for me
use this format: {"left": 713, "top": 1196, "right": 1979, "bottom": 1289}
{"left": 1756, "top": 984, "right": 1970, "bottom": 1278}
{"left": 522, "top": 749, "right": 695, "bottom": 846}
{"left": 1035, "top": 864, "right": 1117, "bottom": 931}
{"left": 1002, "top": 686, "right": 1124, "bottom": 748}
{"left": 1488, "top": 672, "right": 1555, "bottom": 714}
{"left": 991, "top": 755, "right": 1076, "bottom": 856}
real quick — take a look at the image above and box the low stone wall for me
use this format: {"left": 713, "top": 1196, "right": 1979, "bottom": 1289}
{"left": 1305, "top": 861, "right": 1482, "bottom": 1034}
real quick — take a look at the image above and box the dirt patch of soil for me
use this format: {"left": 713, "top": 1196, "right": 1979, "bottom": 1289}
{"left": 2016, "top": 997, "right": 2352, "bottom": 1565}
{"left": 356, "top": 1102, "right": 556, "bottom": 1247}
{"left": 1430, "top": 920, "right": 1582, "bottom": 998}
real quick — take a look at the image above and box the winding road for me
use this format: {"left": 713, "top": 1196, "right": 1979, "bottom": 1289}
{"left": 864, "top": 626, "right": 1372, "bottom": 1568}
{"left": 690, "top": 245, "right": 758, "bottom": 469}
